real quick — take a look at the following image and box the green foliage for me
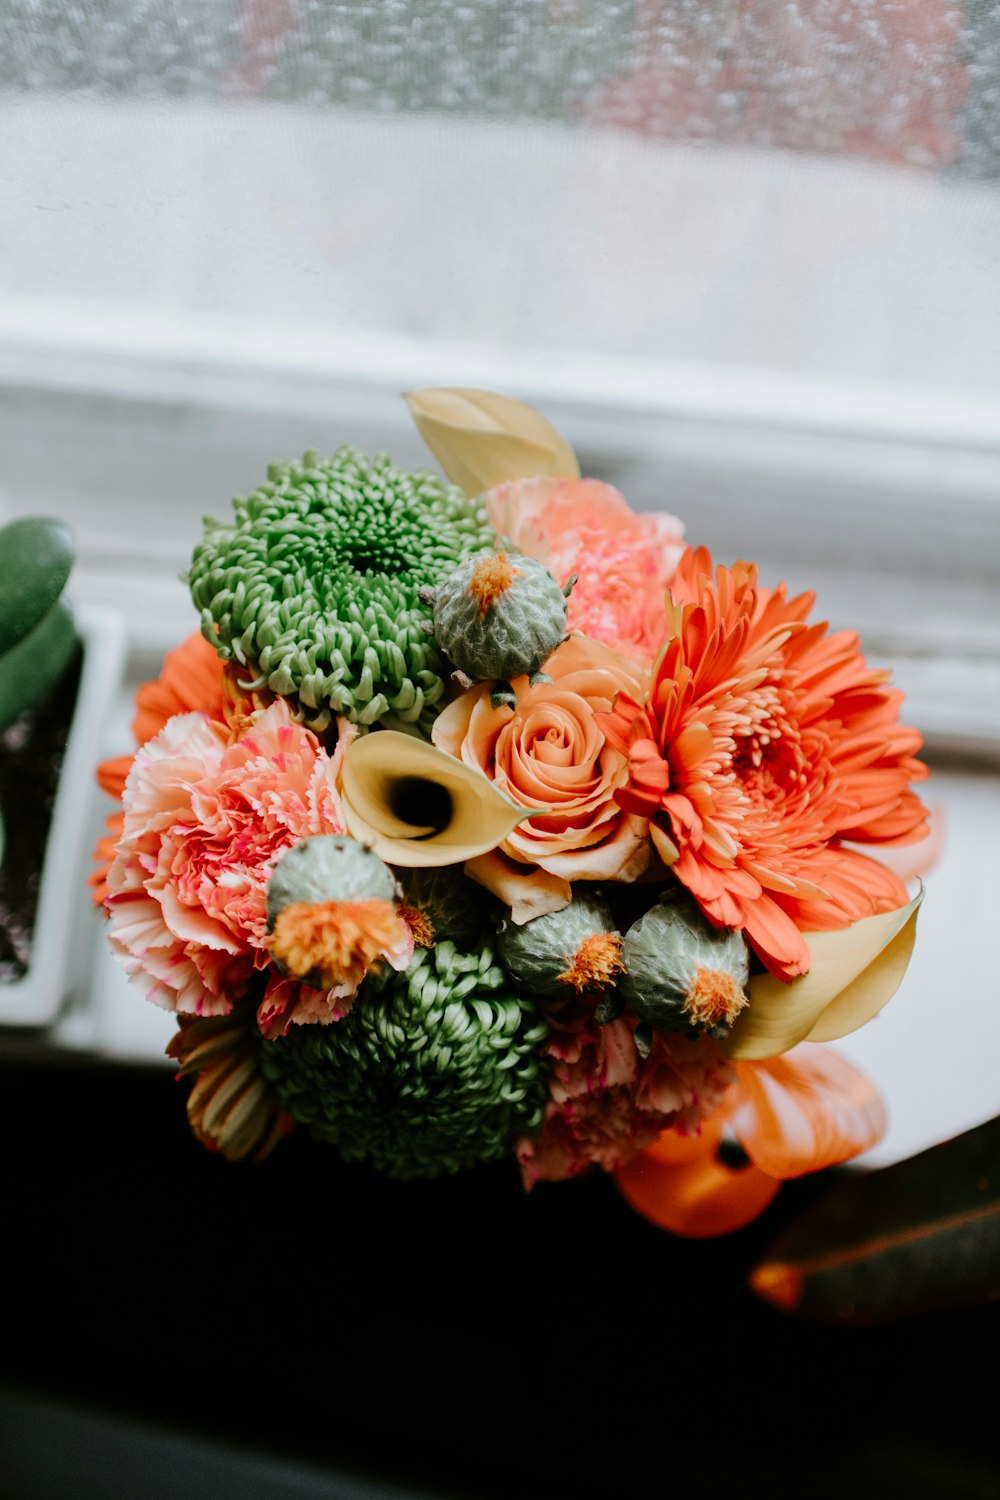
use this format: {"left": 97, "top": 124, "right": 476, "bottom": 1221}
{"left": 0, "top": 517, "right": 77, "bottom": 734}
{"left": 750, "top": 1116, "right": 1000, "bottom": 1323}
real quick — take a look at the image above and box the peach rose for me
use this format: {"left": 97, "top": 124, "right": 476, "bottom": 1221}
{"left": 431, "top": 635, "right": 651, "bottom": 922}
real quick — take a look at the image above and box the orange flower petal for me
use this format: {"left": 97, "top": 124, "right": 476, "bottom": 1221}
{"left": 729, "top": 1045, "right": 886, "bottom": 1179}
{"left": 96, "top": 754, "right": 133, "bottom": 800}
{"left": 132, "top": 631, "right": 225, "bottom": 745}
{"left": 93, "top": 635, "right": 228, "bottom": 917}
{"left": 615, "top": 1119, "right": 781, "bottom": 1238}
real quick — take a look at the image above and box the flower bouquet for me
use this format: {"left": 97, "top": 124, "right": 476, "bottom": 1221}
{"left": 92, "top": 389, "right": 928, "bottom": 1236}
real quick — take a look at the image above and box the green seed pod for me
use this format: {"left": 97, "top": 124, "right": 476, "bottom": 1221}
{"left": 496, "top": 888, "right": 623, "bottom": 996}
{"left": 429, "top": 550, "right": 567, "bottom": 682}
{"left": 619, "top": 888, "right": 750, "bottom": 1039}
{"left": 393, "top": 864, "right": 497, "bottom": 950}
{"left": 265, "top": 836, "right": 397, "bottom": 930}
{"left": 259, "top": 941, "right": 549, "bottom": 1179}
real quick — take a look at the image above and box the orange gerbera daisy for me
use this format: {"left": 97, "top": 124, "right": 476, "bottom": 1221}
{"left": 598, "top": 548, "right": 928, "bottom": 980}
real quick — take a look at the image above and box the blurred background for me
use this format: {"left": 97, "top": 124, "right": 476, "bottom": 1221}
{"left": 1, "top": 4, "right": 998, "bottom": 1496}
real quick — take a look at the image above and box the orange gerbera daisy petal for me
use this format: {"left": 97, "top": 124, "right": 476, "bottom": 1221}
{"left": 598, "top": 547, "right": 929, "bottom": 980}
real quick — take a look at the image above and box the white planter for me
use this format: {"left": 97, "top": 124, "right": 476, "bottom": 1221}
{"left": 0, "top": 602, "right": 125, "bottom": 1026}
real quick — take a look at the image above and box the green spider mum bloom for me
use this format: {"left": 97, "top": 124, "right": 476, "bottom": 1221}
{"left": 187, "top": 448, "right": 496, "bottom": 733}
{"left": 259, "top": 940, "right": 549, "bottom": 1179}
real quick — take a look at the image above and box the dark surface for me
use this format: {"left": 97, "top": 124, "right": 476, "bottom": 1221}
{"left": 0, "top": 651, "right": 81, "bottom": 981}
{"left": 1, "top": 1058, "right": 998, "bottom": 1500}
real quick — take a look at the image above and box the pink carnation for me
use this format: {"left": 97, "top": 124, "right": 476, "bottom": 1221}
{"left": 484, "top": 476, "right": 685, "bottom": 664}
{"left": 516, "top": 1001, "right": 735, "bottom": 1185}
{"left": 106, "top": 701, "right": 349, "bottom": 1018}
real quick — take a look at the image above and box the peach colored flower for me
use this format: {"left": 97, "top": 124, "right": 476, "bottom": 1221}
{"left": 106, "top": 700, "right": 352, "bottom": 1019}
{"left": 484, "top": 477, "right": 685, "bottom": 663}
{"left": 598, "top": 547, "right": 929, "bottom": 981}
{"left": 91, "top": 633, "right": 228, "bottom": 906}
{"left": 167, "top": 1008, "right": 296, "bottom": 1163}
{"left": 616, "top": 1044, "right": 887, "bottom": 1238}
{"left": 517, "top": 999, "right": 735, "bottom": 1185}
{"left": 432, "top": 634, "right": 652, "bottom": 922}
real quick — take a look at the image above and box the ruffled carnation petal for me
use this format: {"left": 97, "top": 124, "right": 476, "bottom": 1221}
{"left": 518, "top": 999, "right": 735, "bottom": 1185}
{"left": 105, "top": 700, "right": 349, "bottom": 1017}
{"left": 484, "top": 476, "right": 685, "bottom": 663}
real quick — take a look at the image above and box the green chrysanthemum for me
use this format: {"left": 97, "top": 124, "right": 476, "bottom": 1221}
{"left": 187, "top": 448, "right": 496, "bottom": 733}
{"left": 259, "top": 940, "right": 549, "bottom": 1179}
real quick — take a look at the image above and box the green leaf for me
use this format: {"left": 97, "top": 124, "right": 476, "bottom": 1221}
{"left": 749, "top": 1116, "right": 1000, "bottom": 1323}
{"left": 0, "top": 598, "right": 78, "bottom": 732}
{"left": 0, "top": 516, "right": 74, "bottom": 650}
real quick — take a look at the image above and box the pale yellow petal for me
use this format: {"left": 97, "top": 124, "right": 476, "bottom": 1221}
{"left": 803, "top": 913, "right": 919, "bottom": 1044}
{"left": 650, "top": 823, "right": 679, "bottom": 866}
{"left": 404, "top": 388, "right": 580, "bottom": 497}
{"left": 720, "top": 887, "right": 923, "bottom": 1061}
{"left": 340, "top": 730, "right": 528, "bottom": 868}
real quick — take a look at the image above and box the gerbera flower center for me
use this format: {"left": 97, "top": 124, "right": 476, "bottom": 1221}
{"left": 731, "top": 696, "right": 808, "bottom": 810}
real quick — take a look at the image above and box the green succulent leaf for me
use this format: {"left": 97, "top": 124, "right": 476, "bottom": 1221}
{"left": 0, "top": 599, "right": 78, "bottom": 732}
{"left": 749, "top": 1115, "right": 1000, "bottom": 1323}
{"left": 0, "top": 516, "right": 74, "bottom": 651}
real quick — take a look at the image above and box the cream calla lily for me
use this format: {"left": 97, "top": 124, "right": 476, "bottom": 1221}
{"left": 720, "top": 887, "right": 923, "bottom": 1062}
{"left": 404, "top": 387, "right": 580, "bottom": 497}
{"left": 339, "top": 730, "right": 529, "bottom": 868}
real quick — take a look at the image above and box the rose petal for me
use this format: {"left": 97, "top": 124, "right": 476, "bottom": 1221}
{"left": 465, "top": 847, "right": 572, "bottom": 923}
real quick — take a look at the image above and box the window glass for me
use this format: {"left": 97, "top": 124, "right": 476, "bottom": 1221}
{"left": 2, "top": 1, "right": 998, "bottom": 422}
